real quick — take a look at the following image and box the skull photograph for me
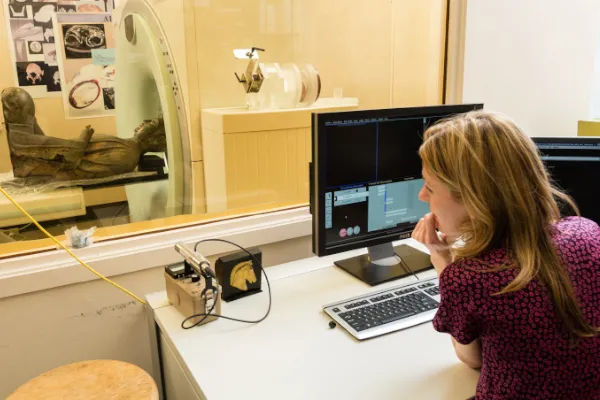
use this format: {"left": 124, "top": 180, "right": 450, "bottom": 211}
{"left": 62, "top": 24, "right": 107, "bottom": 59}
{"left": 15, "top": 62, "right": 49, "bottom": 87}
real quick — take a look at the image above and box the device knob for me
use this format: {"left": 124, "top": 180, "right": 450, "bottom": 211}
{"left": 191, "top": 274, "right": 200, "bottom": 283}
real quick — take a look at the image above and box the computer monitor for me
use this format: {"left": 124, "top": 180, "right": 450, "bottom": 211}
{"left": 534, "top": 137, "right": 600, "bottom": 224}
{"left": 310, "top": 103, "right": 484, "bottom": 286}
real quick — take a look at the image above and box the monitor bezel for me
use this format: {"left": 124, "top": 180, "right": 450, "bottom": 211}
{"left": 311, "top": 103, "right": 484, "bottom": 257}
{"left": 532, "top": 136, "right": 600, "bottom": 145}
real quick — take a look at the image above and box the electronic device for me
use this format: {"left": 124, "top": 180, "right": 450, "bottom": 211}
{"left": 165, "top": 243, "right": 222, "bottom": 327}
{"left": 534, "top": 137, "right": 600, "bottom": 223}
{"left": 175, "top": 242, "right": 216, "bottom": 279}
{"left": 323, "top": 277, "right": 440, "bottom": 340}
{"left": 164, "top": 264, "right": 222, "bottom": 326}
{"left": 310, "top": 103, "right": 484, "bottom": 285}
{"left": 215, "top": 247, "right": 263, "bottom": 302}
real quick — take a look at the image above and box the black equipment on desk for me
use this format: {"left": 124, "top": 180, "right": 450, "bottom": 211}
{"left": 534, "top": 136, "right": 600, "bottom": 224}
{"left": 310, "top": 103, "right": 483, "bottom": 285}
{"left": 215, "top": 247, "right": 263, "bottom": 302}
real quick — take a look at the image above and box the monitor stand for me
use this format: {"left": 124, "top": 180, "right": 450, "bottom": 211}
{"left": 334, "top": 242, "right": 432, "bottom": 286}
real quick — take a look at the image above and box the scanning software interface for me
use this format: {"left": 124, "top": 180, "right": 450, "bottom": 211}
{"left": 323, "top": 115, "right": 447, "bottom": 250}
{"left": 537, "top": 140, "right": 600, "bottom": 223}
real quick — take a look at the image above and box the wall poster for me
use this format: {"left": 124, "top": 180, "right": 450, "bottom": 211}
{"left": 2, "top": 0, "right": 114, "bottom": 99}
{"left": 53, "top": 11, "right": 115, "bottom": 118}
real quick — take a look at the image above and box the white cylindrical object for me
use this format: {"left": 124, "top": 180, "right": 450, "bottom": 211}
{"left": 247, "top": 62, "right": 321, "bottom": 110}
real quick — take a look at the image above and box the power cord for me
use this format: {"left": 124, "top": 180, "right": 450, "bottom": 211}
{"left": 395, "top": 252, "right": 421, "bottom": 282}
{"left": 0, "top": 186, "right": 147, "bottom": 304}
{"left": 181, "top": 238, "right": 272, "bottom": 329}
{"left": 111, "top": 202, "right": 129, "bottom": 226}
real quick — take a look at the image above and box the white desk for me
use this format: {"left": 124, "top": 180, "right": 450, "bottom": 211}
{"left": 146, "top": 239, "right": 480, "bottom": 400}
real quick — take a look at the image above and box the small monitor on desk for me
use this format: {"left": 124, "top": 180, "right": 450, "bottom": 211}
{"left": 534, "top": 137, "right": 600, "bottom": 224}
{"left": 310, "top": 103, "right": 483, "bottom": 286}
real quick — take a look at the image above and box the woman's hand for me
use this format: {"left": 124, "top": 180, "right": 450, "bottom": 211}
{"left": 411, "top": 213, "right": 453, "bottom": 275}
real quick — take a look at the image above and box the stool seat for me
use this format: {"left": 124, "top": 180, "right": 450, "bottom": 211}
{"left": 8, "top": 360, "right": 159, "bottom": 400}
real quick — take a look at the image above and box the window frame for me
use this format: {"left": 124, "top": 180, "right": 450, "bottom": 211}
{"left": 0, "top": 206, "right": 312, "bottom": 299}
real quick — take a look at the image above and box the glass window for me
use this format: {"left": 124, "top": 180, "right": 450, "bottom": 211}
{"left": 0, "top": 0, "right": 447, "bottom": 255}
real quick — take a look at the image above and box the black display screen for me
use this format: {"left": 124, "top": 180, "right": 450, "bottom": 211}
{"left": 535, "top": 138, "right": 600, "bottom": 224}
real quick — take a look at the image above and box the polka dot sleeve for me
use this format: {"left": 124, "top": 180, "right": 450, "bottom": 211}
{"left": 432, "top": 263, "right": 482, "bottom": 345}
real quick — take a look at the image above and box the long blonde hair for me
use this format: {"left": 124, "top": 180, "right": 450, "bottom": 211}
{"left": 419, "top": 110, "right": 599, "bottom": 339}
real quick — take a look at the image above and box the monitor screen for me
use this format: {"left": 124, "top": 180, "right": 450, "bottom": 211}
{"left": 534, "top": 137, "right": 600, "bottom": 224}
{"left": 311, "top": 104, "right": 484, "bottom": 257}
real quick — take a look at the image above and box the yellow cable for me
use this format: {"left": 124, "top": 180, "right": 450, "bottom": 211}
{"left": 0, "top": 186, "right": 147, "bottom": 305}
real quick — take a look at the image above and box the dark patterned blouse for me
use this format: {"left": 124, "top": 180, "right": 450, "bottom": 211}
{"left": 433, "top": 217, "right": 600, "bottom": 399}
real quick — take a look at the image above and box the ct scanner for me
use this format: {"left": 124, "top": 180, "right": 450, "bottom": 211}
{"left": 111, "top": 0, "right": 353, "bottom": 220}
{"left": 115, "top": 0, "right": 192, "bottom": 221}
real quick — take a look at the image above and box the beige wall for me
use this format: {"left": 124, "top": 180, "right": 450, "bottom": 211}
{"left": 391, "top": 0, "right": 447, "bottom": 107}
{"left": 0, "top": 234, "right": 312, "bottom": 398}
{"left": 297, "top": 0, "right": 446, "bottom": 109}
{"left": 292, "top": 0, "right": 393, "bottom": 110}
{"left": 194, "top": 0, "right": 446, "bottom": 111}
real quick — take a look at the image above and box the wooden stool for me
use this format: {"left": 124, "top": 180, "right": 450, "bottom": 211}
{"left": 8, "top": 360, "right": 159, "bottom": 400}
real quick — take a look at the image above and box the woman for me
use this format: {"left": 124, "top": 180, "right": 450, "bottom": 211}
{"left": 412, "top": 110, "right": 600, "bottom": 399}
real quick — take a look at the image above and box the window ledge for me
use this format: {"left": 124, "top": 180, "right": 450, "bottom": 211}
{"left": 0, "top": 207, "right": 312, "bottom": 299}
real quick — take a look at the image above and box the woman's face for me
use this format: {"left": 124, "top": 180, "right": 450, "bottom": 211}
{"left": 418, "top": 168, "right": 470, "bottom": 242}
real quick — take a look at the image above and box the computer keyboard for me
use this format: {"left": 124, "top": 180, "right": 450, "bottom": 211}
{"left": 323, "top": 277, "right": 440, "bottom": 340}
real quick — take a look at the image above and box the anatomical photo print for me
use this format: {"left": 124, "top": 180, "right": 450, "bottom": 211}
{"left": 11, "top": 18, "right": 43, "bottom": 43}
{"left": 102, "top": 87, "right": 114, "bottom": 110}
{"left": 32, "top": 2, "right": 55, "bottom": 43}
{"left": 76, "top": 1, "right": 106, "bottom": 13}
{"left": 42, "top": 42, "right": 57, "bottom": 65}
{"left": 4, "top": 0, "right": 114, "bottom": 98}
{"left": 27, "top": 39, "right": 42, "bottom": 55}
{"left": 62, "top": 23, "right": 106, "bottom": 59}
{"left": 8, "top": 1, "right": 30, "bottom": 19}
{"left": 16, "top": 61, "right": 48, "bottom": 87}
{"left": 56, "top": 3, "right": 76, "bottom": 13}
{"left": 43, "top": 65, "right": 61, "bottom": 92}
{"left": 32, "top": 3, "right": 55, "bottom": 25}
